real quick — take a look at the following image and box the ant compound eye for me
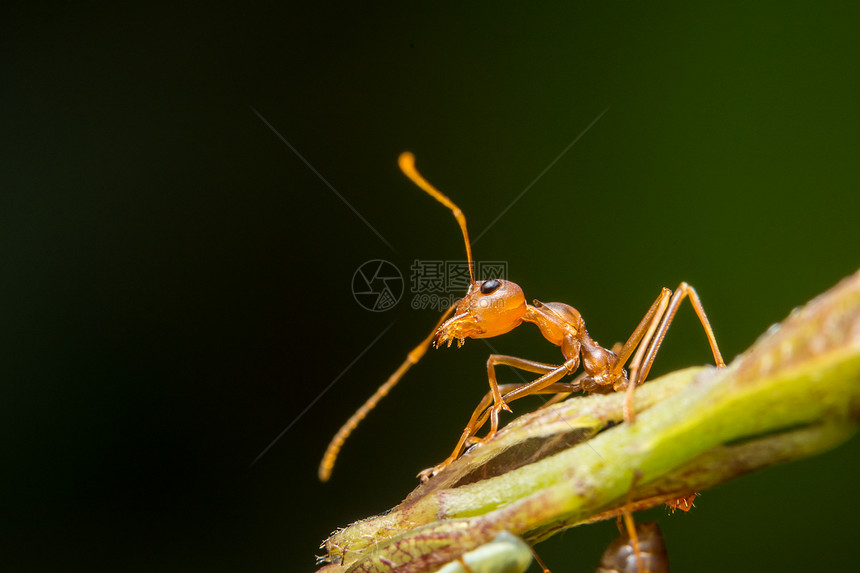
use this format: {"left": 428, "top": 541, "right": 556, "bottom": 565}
{"left": 480, "top": 279, "right": 502, "bottom": 295}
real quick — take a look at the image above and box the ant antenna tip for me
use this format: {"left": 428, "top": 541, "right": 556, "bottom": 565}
{"left": 398, "top": 151, "right": 415, "bottom": 170}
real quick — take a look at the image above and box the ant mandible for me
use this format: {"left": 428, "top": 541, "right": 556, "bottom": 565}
{"left": 318, "top": 152, "right": 725, "bottom": 482}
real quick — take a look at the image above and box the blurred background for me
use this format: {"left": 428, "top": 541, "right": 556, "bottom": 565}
{"left": 2, "top": 2, "right": 858, "bottom": 571}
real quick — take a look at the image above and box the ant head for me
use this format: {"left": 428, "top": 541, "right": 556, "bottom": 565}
{"left": 398, "top": 154, "right": 527, "bottom": 346}
{"left": 434, "top": 279, "right": 527, "bottom": 347}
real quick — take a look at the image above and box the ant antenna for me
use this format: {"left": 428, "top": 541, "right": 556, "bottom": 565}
{"left": 399, "top": 152, "right": 475, "bottom": 284}
{"left": 318, "top": 307, "right": 454, "bottom": 482}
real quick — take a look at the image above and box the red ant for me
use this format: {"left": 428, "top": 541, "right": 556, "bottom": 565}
{"left": 319, "top": 152, "right": 725, "bottom": 482}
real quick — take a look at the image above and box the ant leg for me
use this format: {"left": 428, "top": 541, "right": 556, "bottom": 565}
{"left": 623, "top": 509, "right": 644, "bottom": 573}
{"left": 529, "top": 546, "right": 552, "bottom": 573}
{"left": 319, "top": 305, "right": 456, "bottom": 482}
{"left": 469, "top": 376, "right": 586, "bottom": 443}
{"left": 418, "top": 381, "right": 581, "bottom": 481}
{"left": 485, "top": 356, "right": 565, "bottom": 434}
{"left": 598, "top": 518, "right": 668, "bottom": 573}
{"left": 611, "top": 289, "right": 673, "bottom": 378}
{"left": 619, "top": 284, "right": 725, "bottom": 422}
{"left": 466, "top": 360, "right": 579, "bottom": 443}
{"left": 598, "top": 472, "right": 669, "bottom": 573}
{"left": 419, "top": 374, "right": 584, "bottom": 482}
{"left": 539, "top": 371, "right": 590, "bottom": 408}
{"left": 634, "top": 282, "right": 725, "bottom": 384}
{"left": 624, "top": 472, "right": 644, "bottom": 573}
{"left": 420, "top": 384, "right": 511, "bottom": 481}
{"left": 419, "top": 358, "right": 563, "bottom": 481}
{"left": 418, "top": 382, "right": 517, "bottom": 482}
{"left": 480, "top": 355, "right": 583, "bottom": 439}
{"left": 625, "top": 302, "right": 669, "bottom": 390}
{"left": 493, "top": 363, "right": 579, "bottom": 404}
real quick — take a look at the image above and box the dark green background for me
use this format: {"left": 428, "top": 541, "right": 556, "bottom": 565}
{"left": 3, "top": 2, "right": 858, "bottom": 572}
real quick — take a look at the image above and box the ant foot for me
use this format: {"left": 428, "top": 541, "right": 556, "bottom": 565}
{"left": 417, "top": 455, "right": 456, "bottom": 483}
{"left": 465, "top": 430, "right": 497, "bottom": 448}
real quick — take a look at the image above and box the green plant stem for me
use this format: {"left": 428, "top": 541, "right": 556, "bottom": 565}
{"left": 318, "top": 269, "right": 860, "bottom": 573}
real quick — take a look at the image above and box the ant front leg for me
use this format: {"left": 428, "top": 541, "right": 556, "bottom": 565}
{"left": 418, "top": 380, "right": 526, "bottom": 482}
{"left": 484, "top": 355, "right": 581, "bottom": 435}
{"left": 418, "top": 356, "right": 578, "bottom": 482}
{"left": 484, "top": 355, "right": 571, "bottom": 434}
{"left": 417, "top": 380, "right": 583, "bottom": 482}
